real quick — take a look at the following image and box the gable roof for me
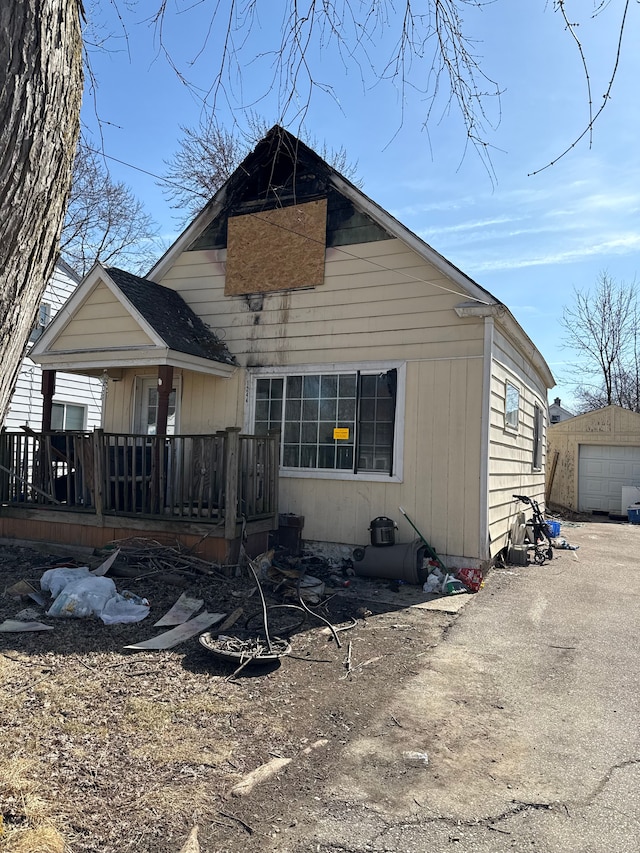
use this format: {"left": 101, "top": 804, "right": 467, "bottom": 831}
{"left": 30, "top": 263, "right": 236, "bottom": 377}
{"left": 548, "top": 403, "right": 640, "bottom": 429}
{"left": 147, "top": 126, "right": 496, "bottom": 309}
{"left": 146, "top": 125, "right": 553, "bottom": 389}
{"left": 105, "top": 268, "right": 235, "bottom": 365}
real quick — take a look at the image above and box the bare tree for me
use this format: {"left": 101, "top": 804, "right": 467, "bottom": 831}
{"left": 152, "top": 1, "right": 503, "bottom": 173}
{"left": 1, "top": 1, "right": 633, "bottom": 424}
{"left": 0, "top": 1, "right": 83, "bottom": 424}
{"left": 561, "top": 272, "right": 640, "bottom": 412}
{"left": 150, "top": 1, "right": 635, "bottom": 178}
{"left": 61, "top": 140, "right": 161, "bottom": 276}
{"left": 162, "top": 112, "right": 361, "bottom": 222}
{"left": 162, "top": 118, "right": 245, "bottom": 221}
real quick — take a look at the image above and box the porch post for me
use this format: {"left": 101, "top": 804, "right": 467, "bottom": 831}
{"left": 224, "top": 427, "right": 241, "bottom": 541}
{"left": 41, "top": 370, "right": 56, "bottom": 431}
{"left": 156, "top": 365, "right": 173, "bottom": 435}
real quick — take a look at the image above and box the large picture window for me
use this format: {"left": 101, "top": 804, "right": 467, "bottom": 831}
{"left": 253, "top": 368, "right": 399, "bottom": 476}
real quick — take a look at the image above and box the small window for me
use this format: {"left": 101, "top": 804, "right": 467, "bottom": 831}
{"left": 134, "top": 377, "right": 180, "bottom": 435}
{"left": 505, "top": 382, "right": 520, "bottom": 430}
{"left": 29, "top": 302, "right": 51, "bottom": 342}
{"left": 146, "top": 387, "right": 177, "bottom": 435}
{"left": 51, "top": 402, "right": 86, "bottom": 431}
{"left": 533, "top": 404, "right": 543, "bottom": 469}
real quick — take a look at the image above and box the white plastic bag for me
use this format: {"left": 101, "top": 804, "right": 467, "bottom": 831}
{"left": 40, "top": 567, "right": 92, "bottom": 598}
{"left": 46, "top": 576, "right": 116, "bottom": 618}
{"left": 422, "top": 574, "right": 441, "bottom": 594}
{"left": 100, "top": 592, "right": 150, "bottom": 625}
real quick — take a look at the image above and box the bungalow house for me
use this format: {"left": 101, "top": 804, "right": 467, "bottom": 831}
{"left": 4, "top": 126, "right": 554, "bottom": 566}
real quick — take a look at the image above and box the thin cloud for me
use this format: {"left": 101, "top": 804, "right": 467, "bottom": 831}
{"left": 466, "top": 232, "right": 640, "bottom": 273}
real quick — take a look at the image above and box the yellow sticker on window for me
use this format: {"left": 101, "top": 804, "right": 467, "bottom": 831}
{"left": 333, "top": 428, "right": 350, "bottom": 440}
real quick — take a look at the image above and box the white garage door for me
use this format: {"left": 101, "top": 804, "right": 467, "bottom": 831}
{"left": 578, "top": 445, "right": 640, "bottom": 513}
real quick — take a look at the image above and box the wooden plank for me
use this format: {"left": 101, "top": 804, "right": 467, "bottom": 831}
{"left": 224, "top": 428, "right": 240, "bottom": 540}
{"left": 154, "top": 592, "right": 204, "bottom": 627}
{"left": 0, "top": 620, "right": 54, "bottom": 633}
{"left": 124, "top": 611, "right": 225, "bottom": 650}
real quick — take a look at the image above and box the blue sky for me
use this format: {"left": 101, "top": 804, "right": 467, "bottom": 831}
{"left": 81, "top": 1, "right": 640, "bottom": 410}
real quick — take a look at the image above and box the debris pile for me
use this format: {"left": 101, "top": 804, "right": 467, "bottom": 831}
{"left": 104, "top": 536, "right": 229, "bottom": 582}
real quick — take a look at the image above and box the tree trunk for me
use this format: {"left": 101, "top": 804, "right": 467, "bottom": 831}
{"left": 0, "top": 1, "right": 83, "bottom": 423}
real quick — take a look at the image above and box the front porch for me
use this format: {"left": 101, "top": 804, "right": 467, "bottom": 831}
{"left": 0, "top": 428, "right": 279, "bottom": 562}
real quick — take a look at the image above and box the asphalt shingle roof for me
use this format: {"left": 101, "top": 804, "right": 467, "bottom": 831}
{"left": 106, "top": 268, "right": 235, "bottom": 366}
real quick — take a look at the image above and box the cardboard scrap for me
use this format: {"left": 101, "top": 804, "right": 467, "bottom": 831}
{"left": 217, "top": 607, "right": 243, "bottom": 633}
{"left": 6, "top": 580, "right": 46, "bottom": 607}
{"left": 91, "top": 548, "right": 121, "bottom": 576}
{"left": 124, "top": 611, "right": 225, "bottom": 651}
{"left": 154, "top": 592, "right": 204, "bottom": 627}
{"left": 0, "top": 620, "right": 53, "bottom": 633}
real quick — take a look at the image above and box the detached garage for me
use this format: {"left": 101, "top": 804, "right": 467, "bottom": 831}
{"left": 547, "top": 405, "right": 640, "bottom": 514}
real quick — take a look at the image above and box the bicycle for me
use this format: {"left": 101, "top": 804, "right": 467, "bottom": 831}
{"left": 512, "top": 494, "right": 554, "bottom": 565}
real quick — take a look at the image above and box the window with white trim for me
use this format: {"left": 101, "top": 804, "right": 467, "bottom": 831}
{"left": 505, "top": 382, "right": 520, "bottom": 430}
{"left": 253, "top": 368, "right": 399, "bottom": 475}
{"left": 134, "top": 377, "right": 178, "bottom": 435}
{"left": 29, "top": 302, "right": 51, "bottom": 342}
{"left": 533, "top": 404, "right": 543, "bottom": 469}
{"left": 51, "top": 402, "right": 86, "bottom": 431}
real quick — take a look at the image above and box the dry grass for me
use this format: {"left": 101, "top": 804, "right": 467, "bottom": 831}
{"left": 0, "top": 541, "right": 446, "bottom": 852}
{"left": 122, "top": 695, "right": 239, "bottom": 766}
{"left": 0, "top": 758, "right": 66, "bottom": 853}
{"left": 1, "top": 825, "right": 66, "bottom": 853}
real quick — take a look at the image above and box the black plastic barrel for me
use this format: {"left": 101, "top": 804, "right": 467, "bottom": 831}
{"left": 353, "top": 540, "right": 427, "bottom": 584}
{"left": 369, "top": 516, "right": 397, "bottom": 546}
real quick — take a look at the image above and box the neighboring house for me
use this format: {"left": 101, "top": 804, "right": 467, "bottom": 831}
{"left": 547, "top": 405, "right": 640, "bottom": 515}
{"left": 23, "top": 126, "right": 554, "bottom": 565}
{"left": 548, "top": 397, "right": 573, "bottom": 424}
{"left": 4, "top": 259, "right": 103, "bottom": 432}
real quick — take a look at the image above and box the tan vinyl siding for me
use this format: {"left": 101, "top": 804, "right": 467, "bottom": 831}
{"left": 51, "top": 281, "right": 154, "bottom": 351}
{"left": 158, "top": 240, "right": 485, "bottom": 366}
{"left": 103, "top": 369, "right": 243, "bottom": 434}
{"left": 279, "top": 357, "right": 484, "bottom": 561}
{"left": 151, "top": 239, "right": 488, "bottom": 561}
{"left": 180, "top": 371, "right": 244, "bottom": 431}
{"left": 103, "top": 372, "right": 135, "bottom": 432}
{"left": 487, "top": 327, "right": 549, "bottom": 555}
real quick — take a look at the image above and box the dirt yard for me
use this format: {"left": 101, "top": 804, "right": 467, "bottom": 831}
{"left": 0, "top": 538, "right": 457, "bottom": 853}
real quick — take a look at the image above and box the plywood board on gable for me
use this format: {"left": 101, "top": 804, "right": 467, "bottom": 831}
{"left": 225, "top": 199, "right": 327, "bottom": 296}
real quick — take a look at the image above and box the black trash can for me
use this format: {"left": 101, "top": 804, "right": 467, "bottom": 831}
{"left": 278, "top": 513, "right": 305, "bottom": 556}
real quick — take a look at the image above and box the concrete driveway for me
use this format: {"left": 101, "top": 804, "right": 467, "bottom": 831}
{"left": 278, "top": 519, "right": 640, "bottom": 852}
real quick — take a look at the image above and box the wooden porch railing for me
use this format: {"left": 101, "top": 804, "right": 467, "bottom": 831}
{"left": 0, "top": 429, "right": 279, "bottom": 533}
